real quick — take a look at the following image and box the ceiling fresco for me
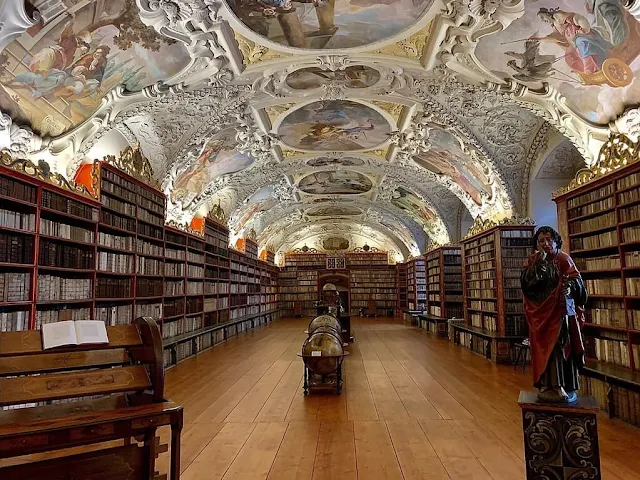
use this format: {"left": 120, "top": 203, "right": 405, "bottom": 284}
{"left": 285, "top": 65, "right": 380, "bottom": 90}
{"left": 0, "top": 0, "right": 190, "bottom": 136}
{"left": 225, "top": 0, "right": 435, "bottom": 50}
{"left": 276, "top": 100, "right": 392, "bottom": 151}
{"left": 475, "top": 0, "right": 640, "bottom": 124}
{"left": 3, "top": 0, "right": 629, "bottom": 262}
{"left": 297, "top": 170, "right": 373, "bottom": 195}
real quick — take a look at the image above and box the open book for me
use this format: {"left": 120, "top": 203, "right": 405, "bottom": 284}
{"left": 42, "top": 320, "right": 109, "bottom": 350}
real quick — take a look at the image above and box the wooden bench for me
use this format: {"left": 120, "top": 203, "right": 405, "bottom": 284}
{"left": 0, "top": 317, "right": 183, "bottom": 480}
{"left": 451, "top": 323, "right": 525, "bottom": 363}
{"left": 417, "top": 313, "right": 449, "bottom": 337}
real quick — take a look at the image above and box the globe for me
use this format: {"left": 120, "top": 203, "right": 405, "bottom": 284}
{"left": 301, "top": 332, "right": 344, "bottom": 376}
{"left": 308, "top": 315, "right": 342, "bottom": 336}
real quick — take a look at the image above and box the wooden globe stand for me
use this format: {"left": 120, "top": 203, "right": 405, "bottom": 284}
{"left": 298, "top": 352, "right": 350, "bottom": 395}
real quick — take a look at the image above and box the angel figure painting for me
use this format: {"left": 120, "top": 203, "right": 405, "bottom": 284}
{"left": 475, "top": 0, "right": 640, "bottom": 123}
{"left": 413, "top": 128, "right": 491, "bottom": 205}
{"left": 234, "top": 187, "right": 278, "bottom": 233}
{"left": 0, "top": 0, "right": 190, "bottom": 136}
{"left": 298, "top": 171, "right": 373, "bottom": 195}
{"left": 391, "top": 187, "right": 436, "bottom": 228}
{"left": 172, "top": 129, "right": 255, "bottom": 206}
{"left": 278, "top": 100, "right": 391, "bottom": 151}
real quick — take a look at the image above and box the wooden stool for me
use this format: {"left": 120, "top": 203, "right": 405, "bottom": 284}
{"left": 513, "top": 338, "right": 530, "bottom": 373}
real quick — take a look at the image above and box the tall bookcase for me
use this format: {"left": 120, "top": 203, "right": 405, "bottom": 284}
{"left": 555, "top": 158, "right": 640, "bottom": 425}
{"left": 0, "top": 159, "right": 281, "bottom": 369}
{"left": 425, "top": 246, "right": 463, "bottom": 319}
{"left": 347, "top": 252, "right": 395, "bottom": 316}
{"left": 396, "top": 263, "right": 408, "bottom": 312}
{"left": 406, "top": 257, "right": 427, "bottom": 311}
{"left": 455, "top": 224, "right": 532, "bottom": 362}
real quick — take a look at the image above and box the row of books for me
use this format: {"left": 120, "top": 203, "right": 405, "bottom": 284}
{"left": 164, "top": 298, "right": 185, "bottom": 318}
{"left": 0, "top": 208, "right": 36, "bottom": 232}
{"left": 39, "top": 241, "right": 93, "bottom": 270}
{"left": 623, "top": 225, "right": 640, "bottom": 243}
{"left": 581, "top": 377, "right": 640, "bottom": 427}
{"left": 186, "top": 281, "right": 203, "bottom": 295}
{"left": 138, "top": 257, "right": 163, "bottom": 276}
{"left": 138, "top": 222, "right": 163, "bottom": 240}
{"left": 584, "top": 278, "right": 623, "bottom": 296}
{"left": 100, "top": 178, "right": 136, "bottom": 203}
{"left": 165, "top": 248, "right": 186, "bottom": 260}
{"left": 0, "top": 232, "right": 34, "bottom": 264}
{"left": 187, "top": 251, "right": 205, "bottom": 264}
{"left": 625, "top": 277, "right": 640, "bottom": 296}
{"left": 98, "top": 231, "right": 134, "bottom": 251}
{"left": 620, "top": 203, "right": 640, "bottom": 224}
{"left": 165, "top": 280, "right": 184, "bottom": 296}
{"left": 41, "top": 219, "right": 92, "bottom": 243}
{"left": 186, "top": 296, "right": 203, "bottom": 313}
{"left": 166, "top": 263, "right": 185, "bottom": 277}
{"left": 586, "top": 336, "right": 631, "bottom": 368}
{"left": 138, "top": 239, "right": 163, "bottom": 257}
{"left": 96, "top": 251, "right": 133, "bottom": 274}
{"left": 570, "top": 230, "right": 618, "bottom": 251}
{"left": 205, "top": 282, "right": 229, "bottom": 295}
{"left": 619, "top": 188, "right": 640, "bottom": 206}
{"left": 100, "top": 194, "right": 136, "bottom": 217}
{"left": 0, "top": 272, "right": 30, "bottom": 302}
{"left": 138, "top": 207, "right": 163, "bottom": 226}
{"left": 205, "top": 296, "right": 229, "bottom": 311}
{"left": 95, "top": 304, "right": 132, "bottom": 325}
{"left": 567, "top": 184, "right": 613, "bottom": 210}
{"left": 163, "top": 315, "right": 203, "bottom": 340}
{"left": 42, "top": 190, "right": 99, "bottom": 222}
{"left": 35, "top": 307, "right": 90, "bottom": 329}
{"left": 501, "top": 230, "right": 531, "bottom": 238}
{"left": 101, "top": 168, "right": 164, "bottom": 208}
{"left": 588, "top": 299, "right": 626, "bottom": 327}
{"left": 470, "top": 300, "right": 496, "bottom": 313}
{"left": 0, "top": 177, "right": 36, "bottom": 204}
{"left": 187, "top": 265, "right": 204, "bottom": 278}
{"left": 569, "top": 211, "right": 616, "bottom": 235}
{"left": 37, "top": 275, "right": 92, "bottom": 301}
{"left": 574, "top": 254, "right": 620, "bottom": 271}
{"left": 569, "top": 196, "right": 615, "bottom": 220}
{"left": 96, "top": 277, "right": 131, "bottom": 298}
{"left": 136, "top": 302, "right": 162, "bottom": 319}
{"left": 0, "top": 309, "right": 29, "bottom": 331}
{"left": 102, "top": 210, "right": 136, "bottom": 232}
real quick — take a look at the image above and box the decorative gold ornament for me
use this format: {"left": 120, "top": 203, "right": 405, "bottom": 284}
{"left": 281, "top": 148, "right": 305, "bottom": 158}
{"left": 372, "top": 23, "right": 431, "bottom": 59}
{"left": 362, "top": 147, "right": 388, "bottom": 158}
{"left": 207, "top": 200, "right": 227, "bottom": 223}
{"left": 553, "top": 133, "right": 639, "bottom": 198}
{"left": 424, "top": 242, "right": 443, "bottom": 253}
{"left": 101, "top": 142, "right": 156, "bottom": 186}
{"left": 0, "top": 152, "right": 93, "bottom": 198}
{"left": 234, "top": 33, "right": 289, "bottom": 65}
{"left": 463, "top": 214, "right": 535, "bottom": 239}
{"left": 247, "top": 228, "right": 258, "bottom": 242}
{"left": 265, "top": 103, "right": 296, "bottom": 123}
{"left": 371, "top": 101, "right": 405, "bottom": 123}
{"left": 166, "top": 220, "right": 205, "bottom": 237}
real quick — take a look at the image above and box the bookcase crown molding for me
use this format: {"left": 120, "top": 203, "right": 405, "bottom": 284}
{"left": 554, "top": 133, "right": 640, "bottom": 200}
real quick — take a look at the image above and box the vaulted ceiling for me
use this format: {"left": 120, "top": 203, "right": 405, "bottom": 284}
{"left": 2, "top": 0, "right": 639, "bottom": 262}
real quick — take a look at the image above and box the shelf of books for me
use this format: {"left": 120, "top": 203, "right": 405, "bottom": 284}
{"left": 555, "top": 160, "right": 640, "bottom": 426}
{"left": 406, "top": 257, "right": 427, "bottom": 311}
{"left": 418, "top": 246, "right": 464, "bottom": 337}
{"left": 0, "top": 160, "right": 281, "bottom": 368}
{"left": 277, "top": 269, "right": 319, "bottom": 317}
{"left": 457, "top": 224, "right": 533, "bottom": 363}
{"left": 347, "top": 252, "right": 395, "bottom": 316}
{"left": 283, "top": 253, "right": 326, "bottom": 268}
{"left": 396, "top": 263, "right": 408, "bottom": 312}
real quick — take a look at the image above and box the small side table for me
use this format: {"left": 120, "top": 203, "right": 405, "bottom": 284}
{"left": 513, "top": 338, "right": 530, "bottom": 373}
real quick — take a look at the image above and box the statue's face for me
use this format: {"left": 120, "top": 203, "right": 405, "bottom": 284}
{"left": 537, "top": 232, "right": 558, "bottom": 256}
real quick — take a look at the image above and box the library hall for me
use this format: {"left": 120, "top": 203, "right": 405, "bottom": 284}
{"left": 5, "top": 1, "right": 640, "bottom": 479}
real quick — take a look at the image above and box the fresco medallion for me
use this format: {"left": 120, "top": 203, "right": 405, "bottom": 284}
{"left": 298, "top": 170, "right": 372, "bottom": 195}
{"left": 278, "top": 100, "right": 391, "bottom": 151}
{"left": 286, "top": 66, "right": 380, "bottom": 89}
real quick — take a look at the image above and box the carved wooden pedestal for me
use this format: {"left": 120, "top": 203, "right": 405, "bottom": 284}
{"left": 518, "top": 391, "right": 601, "bottom": 480}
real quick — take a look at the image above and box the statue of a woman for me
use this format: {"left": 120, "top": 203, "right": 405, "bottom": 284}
{"left": 520, "top": 226, "right": 588, "bottom": 403}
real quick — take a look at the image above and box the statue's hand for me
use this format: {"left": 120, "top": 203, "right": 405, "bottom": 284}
{"left": 563, "top": 281, "right": 571, "bottom": 297}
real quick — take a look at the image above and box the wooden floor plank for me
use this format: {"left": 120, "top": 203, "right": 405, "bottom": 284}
{"left": 267, "top": 421, "right": 320, "bottom": 480}
{"left": 353, "top": 421, "right": 404, "bottom": 480}
{"left": 223, "top": 422, "right": 288, "bottom": 480}
{"left": 31, "top": 317, "right": 640, "bottom": 480}
{"left": 312, "top": 421, "right": 357, "bottom": 480}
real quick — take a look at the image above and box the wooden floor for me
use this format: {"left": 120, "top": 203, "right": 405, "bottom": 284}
{"left": 158, "top": 318, "right": 640, "bottom": 480}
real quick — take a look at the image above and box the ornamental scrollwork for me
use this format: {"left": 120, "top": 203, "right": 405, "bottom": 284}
{"left": 102, "top": 142, "right": 156, "bottom": 186}
{"left": 553, "top": 133, "right": 640, "bottom": 198}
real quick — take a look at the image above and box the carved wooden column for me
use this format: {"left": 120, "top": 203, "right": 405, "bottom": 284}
{"left": 518, "top": 391, "right": 601, "bottom": 480}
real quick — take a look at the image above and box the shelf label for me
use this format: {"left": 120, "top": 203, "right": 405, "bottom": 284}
{"left": 311, "top": 350, "right": 322, "bottom": 357}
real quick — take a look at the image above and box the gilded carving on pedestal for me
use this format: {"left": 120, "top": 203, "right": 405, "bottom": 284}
{"left": 101, "top": 142, "right": 156, "bottom": 186}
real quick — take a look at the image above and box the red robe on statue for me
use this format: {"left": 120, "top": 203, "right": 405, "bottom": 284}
{"left": 522, "top": 251, "right": 586, "bottom": 385}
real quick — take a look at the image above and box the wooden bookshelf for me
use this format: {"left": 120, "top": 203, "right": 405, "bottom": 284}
{"left": 555, "top": 159, "right": 640, "bottom": 425}
{"left": 396, "top": 263, "right": 408, "bottom": 313}
{"left": 283, "top": 252, "right": 326, "bottom": 268}
{"left": 425, "top": 246, "right": 464, "bottom": 320}
{"left": 459, "top": 224, "right": 532, "bottom": 362}
{"left": 406, "top": 257, "right": 427, "bottom": 311}
{"left": 0, "top": 161, "right": 281, "bottom": 369}
{"left": 348, "top": 263, "right": 396, "bottom": 316}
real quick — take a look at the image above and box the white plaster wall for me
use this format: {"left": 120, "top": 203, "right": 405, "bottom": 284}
{"left": 528, "top": 178, "right": 568, "bottom": 230}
